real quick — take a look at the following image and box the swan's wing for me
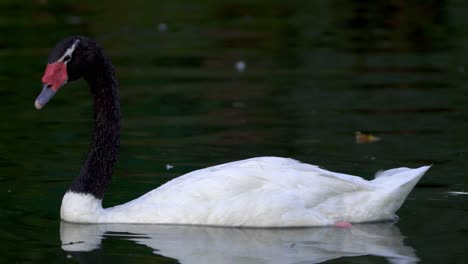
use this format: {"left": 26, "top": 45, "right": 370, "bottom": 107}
{"left": 151, "top": 157, "right": 374, "bottom": 204}
{"left": 105, "top": 157, "right": 376, "bottom": 225}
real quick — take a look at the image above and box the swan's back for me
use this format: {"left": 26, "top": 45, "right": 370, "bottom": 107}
{"left": 100, "top": 157, "right": 429, "bottom": 226}
{"left": 155, "top": 157, "right": 371, "bottom": 200}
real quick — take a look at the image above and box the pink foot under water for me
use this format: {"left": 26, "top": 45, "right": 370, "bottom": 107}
{"left": 334, "top": 221, "right": 353, "bottom": 228}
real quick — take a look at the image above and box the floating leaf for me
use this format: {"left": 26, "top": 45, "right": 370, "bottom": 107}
{"left": 355, "top": 131, "right": 381, "bottom": 144}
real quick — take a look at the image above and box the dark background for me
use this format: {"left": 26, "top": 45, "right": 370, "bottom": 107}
{"left": 0, "top": 0, "right": 467, "bottom": 263}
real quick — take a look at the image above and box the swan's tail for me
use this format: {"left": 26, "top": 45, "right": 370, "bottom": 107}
{"left": 372, "top": 165, "right": 430, "bottom": 189}
{"left": 371, "top": 165, "right": 431, "bottom": 216}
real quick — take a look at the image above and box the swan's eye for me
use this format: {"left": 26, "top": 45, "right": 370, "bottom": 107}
{"left": 63, "top": 55, "right": 71, "bottom": 62}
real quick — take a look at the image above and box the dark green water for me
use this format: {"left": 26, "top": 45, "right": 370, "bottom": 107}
{"left": 1, "top": 1, "right": 467, "bottom": 263}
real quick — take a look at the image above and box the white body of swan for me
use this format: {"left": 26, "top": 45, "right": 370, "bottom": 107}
{"left": 61, "top": 157, "right": 430, "bottom": 226}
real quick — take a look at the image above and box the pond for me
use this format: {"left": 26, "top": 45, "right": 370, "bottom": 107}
{"left": 0, "top": 0, "right": 467, "bottom": 263}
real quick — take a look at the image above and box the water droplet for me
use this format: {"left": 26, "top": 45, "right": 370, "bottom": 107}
{"left": 158, "top": 23, "right": 168, "bottom": 32}
{"left": 235, "top": 61, "right": 246, "bottom": 72}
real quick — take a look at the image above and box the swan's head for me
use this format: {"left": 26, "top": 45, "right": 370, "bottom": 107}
{"left": 35, "top": 36, "right": 96, "bottom": 109}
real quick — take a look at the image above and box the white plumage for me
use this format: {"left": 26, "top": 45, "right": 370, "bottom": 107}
{"left": 61, "top": 157, "right": 430, "bottom": 226}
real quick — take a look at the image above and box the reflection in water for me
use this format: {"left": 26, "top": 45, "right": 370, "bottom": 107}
{"left": 61, "top": 222, "right": 418, "bottom": 264}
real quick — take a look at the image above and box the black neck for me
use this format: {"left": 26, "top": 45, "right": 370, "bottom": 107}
{"left": 68, "top": 53, "right": 120, "bottom": 199}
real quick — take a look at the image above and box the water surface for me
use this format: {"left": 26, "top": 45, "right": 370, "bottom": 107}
{"left": 0, "top": 1, "right": 467, "bottom": 263}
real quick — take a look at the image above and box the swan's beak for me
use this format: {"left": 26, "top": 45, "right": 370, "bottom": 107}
{"left": 34, "top": 84, "right": 57, "bottom": 110}
{"left": 35, "top": 61, "right": 68, "bottom": 110}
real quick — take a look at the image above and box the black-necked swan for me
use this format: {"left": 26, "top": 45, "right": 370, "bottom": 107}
{"left": 34, "top": 36, "right": 430, "bottom": 227}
